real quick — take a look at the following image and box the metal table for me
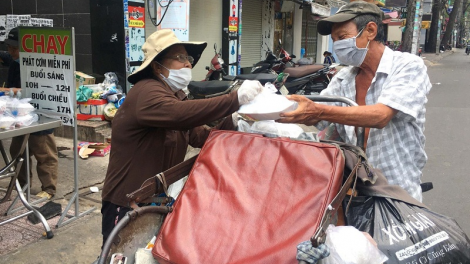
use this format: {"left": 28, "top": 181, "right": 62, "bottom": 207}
{"left": 0, "top": 116, "right": 61, "bottom": 239}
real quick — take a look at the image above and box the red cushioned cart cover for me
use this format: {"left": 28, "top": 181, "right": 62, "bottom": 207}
{"left": 153, "top": 130, "right": 345, "bottom": 264}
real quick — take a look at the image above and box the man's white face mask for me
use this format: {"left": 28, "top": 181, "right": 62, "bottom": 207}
{"left": 156, "top": 62, "right": 192, "bottom": 92}
{"left": 333, "top": 28, "right": 370, "bottom": 67}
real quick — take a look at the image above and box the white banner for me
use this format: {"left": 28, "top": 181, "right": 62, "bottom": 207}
{"left": 20, "top": 53, "right": 75, "bottom": 126}
{"left": 19, "top": 27, "right": 75, "bottom": 126}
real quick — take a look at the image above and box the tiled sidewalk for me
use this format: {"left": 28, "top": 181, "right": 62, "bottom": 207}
{"left": 0, "top": 190, "right": 84, "bottom": 256}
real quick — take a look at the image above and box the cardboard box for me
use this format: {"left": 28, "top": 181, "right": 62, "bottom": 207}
{"left": 76, "top": 99, "right": 107, "bottom": 121}
{"left": 77, "top": 142, "right": 111, "bottom": 158}
{"left": 75, "top": 71, "right": 95, "bottom": 89}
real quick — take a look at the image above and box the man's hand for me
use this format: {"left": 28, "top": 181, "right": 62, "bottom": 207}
{"left": 277, "top": 95, "right": 323, "bottom": 126}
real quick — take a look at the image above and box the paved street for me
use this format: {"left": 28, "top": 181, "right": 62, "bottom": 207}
{"left": 422, "top": 48, "right": 470, "bottom": 235}
{"left": 1, "top": 49, "right": 470, "bottom": 263}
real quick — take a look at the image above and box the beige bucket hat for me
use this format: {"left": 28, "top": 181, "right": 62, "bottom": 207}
{"left": 128, "top": 29, "right": 207, "bottom": 84}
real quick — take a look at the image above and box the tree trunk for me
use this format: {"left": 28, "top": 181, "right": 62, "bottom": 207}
{"left": 402, "top": 0, "right": 417, "bottom": 53}
{"left": 442, "top": 0, "right": 463, "bottom": 46}
{"left": 460, "top": 1, "right": 470, "bottom": 44}
{"left": 427, "top": 0, "right": 444, "bottom": 52}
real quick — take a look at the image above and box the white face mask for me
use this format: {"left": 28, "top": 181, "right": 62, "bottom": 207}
{"left": 157, "top": 63, "right": 192, "bottom": 92}
{"left": 333, "top": 28, "right": 370, "bottom": 67}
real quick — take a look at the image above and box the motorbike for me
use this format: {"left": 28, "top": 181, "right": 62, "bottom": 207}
{"left": 251, "top": 40, "right": 296, "bottom": 74}
{"left": 282, "top": 63, "right": 338, "bottom": 95}
{"left": 249, "top": 40, "right": 336, "bottom": 95}
{"left": 204, "top": 43, "right": 226, "bottom": 81}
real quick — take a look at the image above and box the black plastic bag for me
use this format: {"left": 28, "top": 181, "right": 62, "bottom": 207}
{"left": 346, "top": 197, "right": 470, "bottom": 264}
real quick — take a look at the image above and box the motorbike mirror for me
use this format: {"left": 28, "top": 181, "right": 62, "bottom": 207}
{"left": 278, "top": 39, "right": 282, "bottom": 45}
{"left": 291, "top": 54, "right": 296, "bottom": 58}
{"left": 214, "top": 43, "right": 217, "bottom": 51}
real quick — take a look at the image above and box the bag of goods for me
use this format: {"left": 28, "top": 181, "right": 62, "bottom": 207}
{"left": 0, "top": 116, "right": 16, "bottom": 129}
{"left": 346, "top": 196, "right": 470, "bottom": 263}
{"left": 15, "top": 113, "right": 38, "bottom": 127}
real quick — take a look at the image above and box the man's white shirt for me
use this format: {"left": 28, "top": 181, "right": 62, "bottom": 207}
{"left": 318, "top": 46, "right": 432, "bottom": 202}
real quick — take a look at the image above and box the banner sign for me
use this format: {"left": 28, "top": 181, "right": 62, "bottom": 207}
{"left": 127, "top": 1, "right": 146, "bottom": 74}
{"left": 1, "top": 15, "right": 53, "bottom": 41}
{"left": 19, "top": 27, "right": 75, "bottom": 126}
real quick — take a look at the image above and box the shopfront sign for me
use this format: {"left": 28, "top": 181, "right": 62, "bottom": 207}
{"left": 125, "top": 0, "right": 146, "bottom": 75}
{"left": 19, "top": 27, "right": 75, "bottom": 126}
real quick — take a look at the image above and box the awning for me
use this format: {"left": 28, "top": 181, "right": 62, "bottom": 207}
{"left": 311, "top": 2, "right": 331, "bottom": 17}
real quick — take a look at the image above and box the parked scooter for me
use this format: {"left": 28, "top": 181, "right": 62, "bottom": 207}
{"left": 282, "top": 63, "right": 338, "bottom": 95}
{"left": 251, "top": 40, "right": 296, "bottom": 74}
{"left": 187, "top": 80, "right": 239, "bottom": 99}
{"left": 204, "top": 43, "right": 226, "bottom": 81}
{"left": 250, "top": 44, "right": 283, "bottom": 74}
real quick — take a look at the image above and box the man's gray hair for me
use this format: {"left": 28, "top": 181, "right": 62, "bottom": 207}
{"left": 354, "top": 14, "right": 385, "bottom": 43}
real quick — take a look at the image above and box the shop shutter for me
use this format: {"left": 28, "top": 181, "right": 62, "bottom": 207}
{"left": 240, "top": 0, "right": 263, "bottom": 68}
{"left": 301, "top": 8, "right": 318, "bottom": 61}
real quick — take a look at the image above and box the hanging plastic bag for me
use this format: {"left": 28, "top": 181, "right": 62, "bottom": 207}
{"left": 346, "top": 197, "right": 470, "bottom": 263}
{"left": 320, "top": 225, "right": 388, "bottom": 264}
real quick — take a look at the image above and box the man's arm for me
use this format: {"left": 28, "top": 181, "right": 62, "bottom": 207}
{"left": 277, "top": 95, "right": 397, "bottom": 128}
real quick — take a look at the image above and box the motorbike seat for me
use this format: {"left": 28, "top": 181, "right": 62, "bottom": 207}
{"left": 222, "top": 75, "right": 237, "bottom": 81}
{"left": 284, "top": 64, "right": 325, "bottom": 78}
{"left": 234, "top": 73, "right": 277, "bottom": 85}
{"left": 188, "top": 81, "right": 234, "bottom": 97}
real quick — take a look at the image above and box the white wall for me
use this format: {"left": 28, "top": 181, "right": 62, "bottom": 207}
{"left": 387, "top": 25, "right": 402, "bottom": 41}
{"left": 293, "top": 3, "right": 303, "bottom": 60}
{"left": 316, "top": 35, "right": 329, "bottom": 64}
{"left": 188, "top": 1, "right": 223, "bottom": 80}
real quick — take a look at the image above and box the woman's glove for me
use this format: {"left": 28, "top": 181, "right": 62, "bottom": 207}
{"left": 237, "top": 80, "right": 263, "bottom": 105}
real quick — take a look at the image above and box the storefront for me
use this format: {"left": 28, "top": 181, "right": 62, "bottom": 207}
{"left": 301, "top": 8, "right": 319, "bottom": 62}
{"left": 239, "top": 0, "right": 263, "bottom": 69}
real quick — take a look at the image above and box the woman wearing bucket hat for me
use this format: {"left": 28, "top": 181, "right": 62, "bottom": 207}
{"left": 100, "top": 29, "right": 262, "bottom": 245}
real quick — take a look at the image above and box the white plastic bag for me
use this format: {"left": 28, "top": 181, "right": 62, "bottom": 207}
{"left": 16, "top": 98, "right": 35, "bottom": 116}
{"left": 320, "top": 225, "right": 388, "bottom": 264}
{"left": 0, "top": 116, "right": 16, "bottom": 130}
{"left": 251, "top": 120, "right": 304, "bottom": 138}
{"left": 15, "top": 113, "right": 38, "bottom": 127}
{"left": 167, "top": 176, "right": 188, "bottom": 200}
{"left": 0, "top": 99, "right": 7, "bottom": 114}
{"left": 238, "top": 120, "right": 318, "bottom": 141}
{"left": 238, "top": 82, "right": 297, "bottom": 121}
